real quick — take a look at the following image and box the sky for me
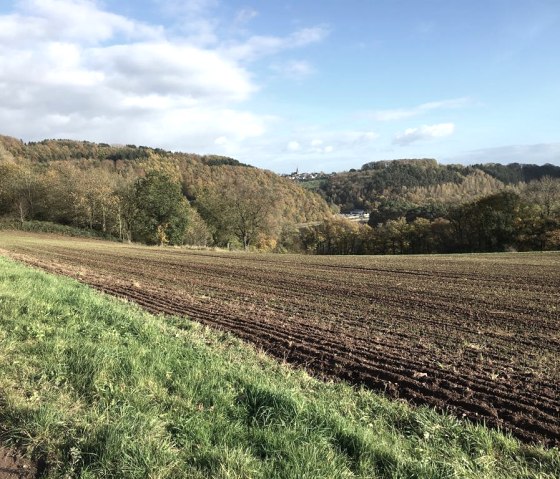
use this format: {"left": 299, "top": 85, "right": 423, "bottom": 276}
{"left": 0, "top": 0, "right": 559, "bottom": 173}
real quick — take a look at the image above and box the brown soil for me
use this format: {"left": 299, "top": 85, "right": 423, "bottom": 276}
{"left": 0, "top": 447, "right": 36, "bottom": 479}
{"left": 0, "top": 232, "right": 558, "bottom": 447}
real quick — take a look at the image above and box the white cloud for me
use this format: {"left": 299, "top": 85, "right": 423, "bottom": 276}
{"left": 348, "top": 131, "right": 379, "bottom": 143}
{"left": 283, "top": 130, "right": 378, "bottom": 156}
{"left": 10, "top": 0, "right": 162, "bottom": 44}
{"left": 311, "top": 144, "right": 334, "bottom": 154}
{"left": 0, "top": 0, "right": 333, "bottom": 155}
{"left": 234, "top": 8, "right": 258, "bottom": 25}
{"left": 310, "top": 144, "right": 334, "bottom": 154}
{"left": 155, "top": 0, "right": 219, "bottom": 46}
{"left": 306, "top": 139, "right": 332, "bottom": 154}
{"left": 316, "top": 130, "right": 379, "bottom": 147}
{"left": 228, "top": 127, "right": 383, "bottom": 172}
{"left": 370, "top": 97, "right": 470, "bottom": 121}
{"left": 90, "top": 42, "right": 254, "bottom": 101}
{"left": 394, "top": 123, "right": 455, "bottom": 146}
{"left": 223, "top": 25, "right": 329, "bottom": 62}
{"left": 290, "top": 27, "right": 330, "bottom": 46}
{"left": 271, "top": 60, "right": 315, "bottom": 79}
{"left": 0, "top": 0, "right": 330, "bottom": 154}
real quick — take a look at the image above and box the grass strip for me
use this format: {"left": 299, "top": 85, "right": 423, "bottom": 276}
{"left": 0, "top": 256, "right": 558, "bottom": 478}
{"left": 0, "top": 220, "right": 117, "bottom": 241}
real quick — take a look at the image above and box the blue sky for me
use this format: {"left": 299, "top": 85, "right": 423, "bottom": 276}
{"left": 0, "top": 0, "right": 558, "bottom": 172}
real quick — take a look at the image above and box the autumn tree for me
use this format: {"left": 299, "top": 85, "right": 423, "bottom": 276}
{"left": 379, "top": 217, "right": 411, "bottom": 254}
{"left": 407, "top": 217, "right": 433, "bottom": 254}
{"left": 183, "top": 207, "right": 212, "bottom": 247}
{"left": 196, "top": 177, "right": 276, "bottom": 250}
{"left": 0, "top": 161, "right": 42, "bottom": 225}
{"left": 129, "top": 170, "right": 189, "bottom": 245}
{"left": 523, "top": 176, "right": 560, "bottom": 219}
{"left": 469, "top": 190, "right": 521, "bottom": 251}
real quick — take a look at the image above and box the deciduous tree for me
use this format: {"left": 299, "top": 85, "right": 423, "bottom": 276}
{"left": 130, "top": 170, "right": 189, "bottom": 245}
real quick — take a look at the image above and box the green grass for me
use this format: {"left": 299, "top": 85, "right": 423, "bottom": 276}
{"left": 0, "top": 257, "right": 558, "bottom": 478}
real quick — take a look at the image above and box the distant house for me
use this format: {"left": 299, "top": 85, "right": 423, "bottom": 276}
{"left": 338, "top": 210, "right": 369, "bottom": 223}
{"left": 281, "top": 171, "right": 326, "bottom": 181}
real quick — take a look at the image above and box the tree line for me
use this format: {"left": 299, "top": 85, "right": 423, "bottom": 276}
{"left": 298, "top": 179, "right": 560, "bottom": 254}
{"left": 1, "top": 136, "right": 559, "bottom": 255}
{"left": 309, "top": 158, "right": 560, "bottom": 213}
{"left": 0, "top": 137, "right": 331, "bottom": 249}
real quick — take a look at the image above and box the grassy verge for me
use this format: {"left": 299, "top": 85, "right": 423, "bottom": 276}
{"left": 0, "top": 220, "right": 117, "bottom": 241}
{"left": 0, "top": 256, "right": 558, "bottom": 478}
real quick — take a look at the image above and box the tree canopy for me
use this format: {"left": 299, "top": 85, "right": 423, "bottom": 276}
{"left": 0, "top": 135, "right": 331, "bottom": 249}
{"left": 1, "top": 136, "right": 559, "bottom": 255}
{"left": 129, "top": 170, "right": 190, "bottom": 246}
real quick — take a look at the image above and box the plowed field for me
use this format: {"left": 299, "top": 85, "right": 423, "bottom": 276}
{"left": 1, "top": 231, "right": 558, "bottom": 447}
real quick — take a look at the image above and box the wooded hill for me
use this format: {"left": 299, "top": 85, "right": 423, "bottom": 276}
{"left": 295, "top": 159, "right": 560, "bottom": 255}
{"left": 304, "top": 158, "right": 560, "bottom": 213}
{"left": 2, "top": 136, "right": 559, "bottom": 254}
{"left": 0, "top": 136, "right": 331, "bottom": 249}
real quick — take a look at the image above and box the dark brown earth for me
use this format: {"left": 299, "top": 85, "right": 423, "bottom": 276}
{"left": 0, "top": 447, "right": 36, "bottom": 479}
{"left": 0, "top": 232, "right": 559, "bottom": 448}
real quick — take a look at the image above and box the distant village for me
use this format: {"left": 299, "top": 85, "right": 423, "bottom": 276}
{"left": 281, "top": 169, "right": 327, "bottom": 181}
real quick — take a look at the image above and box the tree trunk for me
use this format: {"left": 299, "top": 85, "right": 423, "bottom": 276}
{"left": 117, "top": 204, "right": 124, "bottom": 241}
{"left": 102, "top": 206, "right": 107, "bottom": 233}
{"left": 18, "top": 200, "right": 25, "bottom": 227}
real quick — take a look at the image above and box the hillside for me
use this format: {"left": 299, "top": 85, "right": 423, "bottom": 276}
{"left": 289, "top": 158, "right": 560, "bottom": 255}
{"left": 0, "top": 136, "right": 332, "bottom": 249}
{"left": 299, "top": 158, "right": 560, "bottom": 213}
{"left": 3, "top": 137, "right": 559, "bottom": 254}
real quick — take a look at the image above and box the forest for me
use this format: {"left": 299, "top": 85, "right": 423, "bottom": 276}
{"left": 1, "top": 135, "right": 559, "bottom": 255}
{"left": 309, "top": 158, "right": 560, "bottom": 212}
{"left": 299, "top": 159, "right": 560, "bottom": 254}
{"left": 0, "top": 135, "right": 331, "bottom": 250}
